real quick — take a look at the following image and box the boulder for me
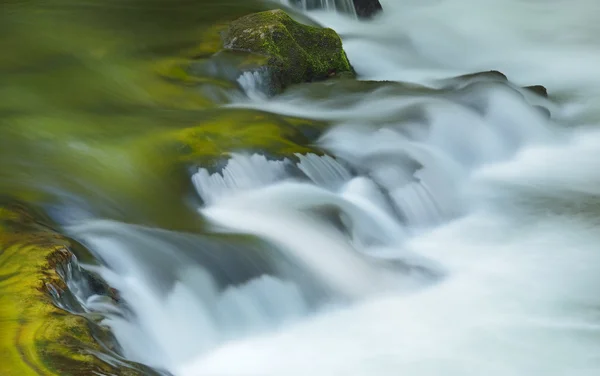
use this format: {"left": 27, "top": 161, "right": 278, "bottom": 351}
{"left": 221, "top": 9, "right": 354, "bottom": 95}
{"left": 353, "top": 0, "right": 383, "bottom": 18}
{"left": 450, "top": 70, "right": 508, "bottom": 83}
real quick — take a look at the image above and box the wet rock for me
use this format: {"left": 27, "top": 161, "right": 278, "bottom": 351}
{"left": 353, "top": 0, "right": 383, "bottom": 19}
{"left": 437, "top": 70, "right": 509, "bottom": 91}
{"left": 445, "top": 72, "right": 549, "bottom": 99}
{"left": 452, "top": 70, "right": 508, "bottom": 82}
{"left": 135, "top": 109, "right": 329, "bottom": 169}
{"left": 221, "top": 9, "right": 354, "bottom": 95}
{"left": 524, "top": 85, "right": 548, "bottom": 98}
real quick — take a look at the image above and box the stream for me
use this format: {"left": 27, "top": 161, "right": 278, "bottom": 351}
{"left": 3, "top": 0, "right": 600, "bottom": 375}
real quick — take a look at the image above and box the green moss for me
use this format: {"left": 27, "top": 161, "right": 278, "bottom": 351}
{"left": 136, "top": 109, "right": 327, "bottom": 169}
{"left": 221, "top": 9, "right": 355, "bottom": 94}
{"left": 0, "top": 203, "right": 146, "bottom": 376}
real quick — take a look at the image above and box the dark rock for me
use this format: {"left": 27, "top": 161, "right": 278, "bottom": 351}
{"left": 437, "top": 70, "right": 509, "bottom": 93}
{"left": 353, "top": 0, "right": 383, "bottom": 19}
{"left": 524, "top": 85, "right": 548, "bottom": 98}
{"left": 453, "top": 70, "right": 508, "bottom": 82}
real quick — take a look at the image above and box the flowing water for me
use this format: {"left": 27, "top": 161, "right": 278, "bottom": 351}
{"left": 4, "top": 0, "right": 600, "bottom": 375}
{"left": 286, "top": 0, "right": 357, "bottom": 15}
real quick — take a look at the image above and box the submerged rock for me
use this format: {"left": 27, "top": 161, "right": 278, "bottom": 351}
{"left": 441, "top": 71, "right": 549, "bottom": 101}
{"left": 221, "top": 9, "right": 354, "bottom": 95}
{"left": 446, "top": 70, "right": 509, "bottom": 85}
{"left": 524, "top": 84, "right": 549, "bottom": 98}
{"left": 136, "top": 109, "right": 328, "bottom": 169}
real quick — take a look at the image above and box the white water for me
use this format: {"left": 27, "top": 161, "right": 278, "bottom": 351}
{"left": 285, "top": 0, "right": 357, "bottom": 16}
{"left": 68, "top": 1, "right": 600, "bottom": 375}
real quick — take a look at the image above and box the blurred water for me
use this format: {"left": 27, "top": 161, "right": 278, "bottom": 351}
{"left": 4, "top": 0, "right": 600, "bottom": 375}
{"left": 179, "top": 1, "right": 600, "bottom": 375}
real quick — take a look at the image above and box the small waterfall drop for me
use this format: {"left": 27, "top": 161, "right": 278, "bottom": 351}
{"left": 286, "top": 0, "right": 358, "bottom": 17}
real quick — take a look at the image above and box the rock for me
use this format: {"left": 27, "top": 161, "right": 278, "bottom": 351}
{"left": 221, "top": 9, "right": 354, "bottom": 95}
{"left": 452, "top": 70, "right": 508, "bottom": 82}
{"left": 437, "top": 70, "right": 509, "bottom": 91}
{"left": 524, "top": 85, "right": 548, "bottom": 98}
{"left": 353, "top": 0, "right": 383, "bottom": 19}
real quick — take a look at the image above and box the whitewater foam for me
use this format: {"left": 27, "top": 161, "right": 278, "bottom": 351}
{"left": 66, "top": 1, "right": 600, "bottom": 375}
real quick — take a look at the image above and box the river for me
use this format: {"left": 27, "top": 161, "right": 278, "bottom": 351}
{"left": 3, "top": 0, "right": 600, "bottom": 375}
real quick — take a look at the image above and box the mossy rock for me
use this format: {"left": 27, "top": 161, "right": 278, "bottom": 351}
{"left": 353, "top": 0, "right": 384, "bottom": 18}
{"left": 135, "top": 109, "right": 328, "bottom": 169}
{"left": 220, "top": 9, "right": 355, "bottom": 95}
{"left": 0, "top": 202, "right": 149, "bottom": 376}
{"left": 441, "top": 71, "right": 549, "bottom": 98}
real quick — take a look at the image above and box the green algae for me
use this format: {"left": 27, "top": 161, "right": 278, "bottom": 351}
{"left": 0, "top": 202, "right": 147, "bottom": 376}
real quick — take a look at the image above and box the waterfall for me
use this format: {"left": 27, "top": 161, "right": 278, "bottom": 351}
{"left": 286, "top": 0, "right": 358, "bottom": 17}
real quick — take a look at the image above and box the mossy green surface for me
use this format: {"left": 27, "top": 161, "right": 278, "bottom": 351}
{"left": 140, "top": 109, "right": 326, "bottom": 167}
{"left": 222, "top": 9, "right": 355, "bottom": 94}
{"left": 0, "top": 203, "right": 145, "bottom": 376}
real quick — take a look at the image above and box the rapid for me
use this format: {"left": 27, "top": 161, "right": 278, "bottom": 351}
{"left": 19, "top": 0, "right": 600, "bottom": 375}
